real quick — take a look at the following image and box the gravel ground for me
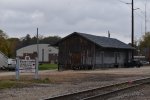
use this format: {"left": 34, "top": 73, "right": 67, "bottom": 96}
{"left": 0, "top": 79, "right": 145, "bottom": 100}
{"left": 0, "top": 67, "right": 150, "bottom": 100}
{"left": 108, "top": 83, "right": 150, "bottom": 100}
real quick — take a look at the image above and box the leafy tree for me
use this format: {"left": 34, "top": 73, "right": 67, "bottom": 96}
{"left": 0, "top": 29, "right": 7, "bottom": 38}
{"left": 40, "top": 36, "right": 61, "bottom": 45}
{"left": 0, "top": 29, "right": 9, "bottom": 56}
{"left": 21, "top": 34, "right": 32, "bottom": 47}
{"left": 30, "top": 36, "right": 38, "bottom": 44}
{"left": 139, "top": 32, "right": 150, "bottom": 48}
{"left": 7, "top": 38, "right": 21, "bottom": 57}
{"left": 1, "top": 30, "right": 61, "bottom": 57}
{"left": 139, "top": 32, "right": 150, "bottom": 59}
{"left": 18, "top": 35, "right": 61, "bottom": 48}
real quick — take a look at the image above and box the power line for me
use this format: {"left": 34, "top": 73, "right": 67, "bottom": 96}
{"left": 117, "top": 0, "right": 134, "bottom": 58}
{"left": 145, "top": 0, "right": 147, "bottom": 34}
{"left": 118, "top": 0, "right": 150, "bottom": 28}
{"left": 118, "top": 0, "right": 145, "bottom": 18}
{"left": 117, "top": 0, "right": 131, "bottom": 4}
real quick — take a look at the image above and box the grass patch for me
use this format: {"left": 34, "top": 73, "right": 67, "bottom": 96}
{"left": 39, "top": 64, "right": 58, "bottom": 70}
{"left": 0, "top": 78, "right": 53, "bottom": 89}
{"left": 31, "top": 78, "right": 52, "bottom": 83}
{"left": 0, "top": 80, "right": 16, "bottom": 89}
{"left": 0, "top": 80, "right": 30, "bottom": 89}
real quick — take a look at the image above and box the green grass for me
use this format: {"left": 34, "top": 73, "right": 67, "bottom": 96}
{"left": 0, "top": 64, "right": 58, "bottom": 89}
{"left": 0, "top": 78, "right": 53, "bottom": 89}
{"left": 0, "top": 80, "right": 30, "bottom": 89}
{"left": 0, "top": 81, "right": 16, "bottom": 89}
{"left": 39, "top": 64, "right": 58, "bottom": 70}
{"left": 31, "top": 78, "right": 52, "bottom": 83}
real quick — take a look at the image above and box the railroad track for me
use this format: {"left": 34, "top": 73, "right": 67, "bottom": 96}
{"left": 44, "top": 77, "right": 150, "bottom": 100}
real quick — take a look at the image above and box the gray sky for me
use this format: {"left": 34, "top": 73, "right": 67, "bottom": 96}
{"left": 0, "top": 0, "right": 149, "bottom": 43}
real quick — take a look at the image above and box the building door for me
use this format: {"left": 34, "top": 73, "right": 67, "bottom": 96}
{"left": 71, "top": 53, "right": 81, "bottom": 66}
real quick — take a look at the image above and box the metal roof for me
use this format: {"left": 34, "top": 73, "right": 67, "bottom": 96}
{"left": 75, "top": 32, "right": 134, "bottom": 49}
{"left": 54, "top": 32, "right": 134, "bottom": 50}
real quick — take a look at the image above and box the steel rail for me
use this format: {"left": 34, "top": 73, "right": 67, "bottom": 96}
{"left": 43, "top": 77, "right": 150, "bottom": 100}
{"left": 82, "top": 83, "right": 146, "bottom": 100}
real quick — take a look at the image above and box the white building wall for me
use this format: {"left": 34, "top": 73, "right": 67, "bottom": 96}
{"left": 95, "top": 51, "right": 127, "bottom": 67}
{"left": 49, "top": 46, "right": 58, "bottom": 54}
{"left": 96, "top": 57, "right": 102, "bottom": 64}
{"left": 117, "top": 52, "right": 126, "bottom": 64}
{"left": 96, "top": 51, "right": 114, "bottom": 64}
{"left": 104, "top": 52, "right": 115, "bottom": 64}
{"left": 16, "top": 44, "right": 58, "bottom": 62}
{"left": 96, "top": 52, "right": 103, "bottom": 64}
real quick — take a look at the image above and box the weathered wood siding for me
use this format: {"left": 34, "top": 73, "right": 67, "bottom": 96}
{"left": 58, "top": 34, "right": 132, "bottom": 70}
{"left": 58, "top": 34, "right": 95, "bottom": 69}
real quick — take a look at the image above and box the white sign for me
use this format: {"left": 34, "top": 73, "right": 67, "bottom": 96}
{"left": 19, "top": 59, "right": 36, "bottom": 73}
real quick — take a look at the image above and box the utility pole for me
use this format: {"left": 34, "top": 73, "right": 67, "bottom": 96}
{"left": 131, "top": 0, "right": 134, "bottom": 59}
{"left": 120, "top": 0, "right": 136, "bottom": 59}
{"left": 35, "top": 28, "right": 39, "bottom": 79}
{"left": 145, "top": 1, "right": 147, "bottom": 34}
{"left": 37, "top": 28, "right": 39, "bottom": 57}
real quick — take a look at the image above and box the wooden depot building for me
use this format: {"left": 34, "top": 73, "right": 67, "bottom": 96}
{"left": 55, "top": 32, "right": 134, "bottom": 70}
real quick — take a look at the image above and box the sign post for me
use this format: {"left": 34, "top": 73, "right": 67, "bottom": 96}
{"left": 35, "top": 57, "right": 39, "bottom": 79}
{"left": 15, "top": 58, "right": 38, "bottom": 80}
{"left": 16, "top": 58, "right": 20, "bottom": 80}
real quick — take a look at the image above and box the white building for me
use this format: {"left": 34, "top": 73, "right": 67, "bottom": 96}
{"left": 16, "top": 44, "right": 58, "bottom": 63}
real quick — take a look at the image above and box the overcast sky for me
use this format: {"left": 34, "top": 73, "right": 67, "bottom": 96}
{"left": 0, "top": 0, "right": 149, "bottom": 43}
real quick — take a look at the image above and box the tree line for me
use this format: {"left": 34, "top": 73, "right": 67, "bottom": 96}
{"left": 0, "top": 29, "right": 61, "bottom": 58}
{"left": 1, "top": 29, "right": 150, "bottom": 59}
{"left": 139, "top": 32, "right": 150, "bottom": 58}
